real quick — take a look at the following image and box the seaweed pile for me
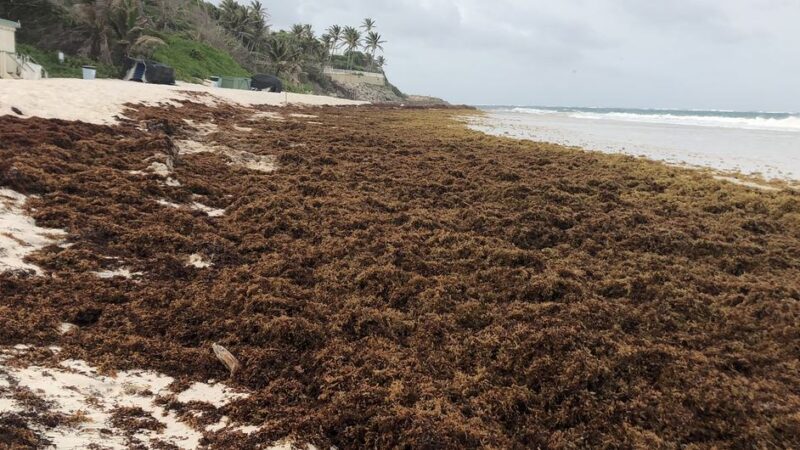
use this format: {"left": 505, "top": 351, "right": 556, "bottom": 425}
{"left": 1, "top": 102, "right": 799, "bottom": 449}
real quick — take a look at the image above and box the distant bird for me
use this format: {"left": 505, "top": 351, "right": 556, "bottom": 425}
{"left": 212, "top": 343, "right": 241, "bottom": 376}
{"left": 11, "top": 107, "right": 22, "bottom": 115}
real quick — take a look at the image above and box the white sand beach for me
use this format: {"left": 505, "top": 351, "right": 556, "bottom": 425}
{"left": 0, "top": 78, "right": 364, "bottom": 124}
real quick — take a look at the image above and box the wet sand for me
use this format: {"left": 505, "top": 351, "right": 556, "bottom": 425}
{"left": 468, "top": 109, "right": 800, "bottom": 182}
{"left": 1, "top": 102, "right": 799, "bottom": 448}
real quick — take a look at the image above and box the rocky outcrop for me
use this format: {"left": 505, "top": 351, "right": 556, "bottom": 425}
{"left": 329, "top": 78, "right": 404, "bottom": 103}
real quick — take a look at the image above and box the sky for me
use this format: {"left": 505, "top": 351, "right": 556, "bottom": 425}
{"left": 221, "top": 0, "right": 800, "bottom": 111}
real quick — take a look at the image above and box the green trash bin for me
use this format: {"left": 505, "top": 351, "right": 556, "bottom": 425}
{"left": 218, "top": 76, "right": 251, "bottom": 90}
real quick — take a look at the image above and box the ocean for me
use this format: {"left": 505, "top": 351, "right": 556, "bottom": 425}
{"left": 469, "top": 106, "right": 800, "bottom": 181}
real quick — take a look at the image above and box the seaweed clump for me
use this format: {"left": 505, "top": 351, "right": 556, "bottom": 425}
{"left": 1, "top": 103, "right": 799, "bottom": 449}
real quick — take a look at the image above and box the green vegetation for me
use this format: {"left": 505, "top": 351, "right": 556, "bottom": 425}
{"left": 1, "top": 1, "right": 395, "bottom": 98}
{"left": 152, "top": 35, "right": 250, "bottom": 82}
{"left": 16, "top": 44, "right": 118, "bottom": 79}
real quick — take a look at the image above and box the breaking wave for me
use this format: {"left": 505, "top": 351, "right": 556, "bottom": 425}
{"left": 505, "top": 107, "right": 800, "bottom": 132}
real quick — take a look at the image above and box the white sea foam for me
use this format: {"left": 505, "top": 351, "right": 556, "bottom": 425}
{"left": 507, "top": 108, "right": 800, "bottom": 132}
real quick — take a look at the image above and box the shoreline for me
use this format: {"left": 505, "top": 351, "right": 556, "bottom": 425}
{"left": 1, "top": 99, "right": 800, "bottom": 448}
{"left": 0, "top": 78, "right": 365, "bottom": 125}
{"left": 466, "top": 108, "right": 800, "bottom": 187}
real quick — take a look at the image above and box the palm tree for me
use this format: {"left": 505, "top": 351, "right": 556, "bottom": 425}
{"left": 320, "top": 33, "right": 333, "bottom": 63}
{"left": 326, "top": 25, "right": 342, "bottom": 56}
{"left": 291, "top": 23, "right": 305, "bottom": 37}
{"left": 128, "top": 35, "right": 166, "bottom": 58}
{"left": 73, "top": 0, "right": 146, "bottom": 64}
{"left": 363, "top": 31, "right": 386, "bottom": 71}
{"left": 302, "top": 24, "right": 314, "bottom": 40}
{"left": 375, "top": 55, "right": 386, "bottom": 71}
{"left": 247, "top": 0, "right": 268, "bottom": 52}
{"left": 361, "top": 18, "right": 375, "bottom": 32}
{"left": 290, "top": 23, "right": 314, "bottom": 40}
{"left": 218, "top": 0, "right": 239, "bottom": 22}
{"left": 266, "top": 34, "right": 301, "bottom": 78}
{"left": 342, "top": 25, "right": 361, "bottom": 70}
{"left": 220, "top": 3, "right": 255, "bottom": 45}
{"left": 72, "top": 0, "right": 115, "bottom": 63}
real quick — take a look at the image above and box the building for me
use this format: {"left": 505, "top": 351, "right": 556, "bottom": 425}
{"left": 0, "top": 18, "right": 44, "bottom": 80}
{"left": 323, "top": 67, "right": 386, "bottom": 86}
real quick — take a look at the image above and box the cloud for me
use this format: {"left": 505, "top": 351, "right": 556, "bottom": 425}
{"left": 214, "top": 0, "right": 800, "bottom": 111}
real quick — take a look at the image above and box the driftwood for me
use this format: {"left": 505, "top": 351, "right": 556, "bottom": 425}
{"left": 212, "top": 343, "right": 240, "bottom": 376}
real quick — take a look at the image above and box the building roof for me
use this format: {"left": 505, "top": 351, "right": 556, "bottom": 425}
{"left": 0, "top": 18, "right": 21, "bottom": 30}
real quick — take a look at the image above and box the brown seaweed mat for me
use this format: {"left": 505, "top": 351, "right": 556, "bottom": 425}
{"left": 1, "top": 102, "right": 799, "bottom": 449}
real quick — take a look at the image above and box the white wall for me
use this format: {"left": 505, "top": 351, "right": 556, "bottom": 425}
{"left": 323, "top": 68, "right": 386, "bottom": 86}
{"left": 0, "top": 25, "right": 16, "bottom": 54}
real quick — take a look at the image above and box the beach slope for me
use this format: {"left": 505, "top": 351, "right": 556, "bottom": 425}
{"left": 1, "top": 96, "right": 799, "bottom": 448}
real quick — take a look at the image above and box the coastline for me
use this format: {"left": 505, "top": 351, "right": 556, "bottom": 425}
{"left": 467, "top": 108, "right": 800, "bottom": 188}
{"left": 2, "top": 95, "right": 800, "bottom": 448}
{"left": 0, "top": 78, "right": 365, "bottom": 125}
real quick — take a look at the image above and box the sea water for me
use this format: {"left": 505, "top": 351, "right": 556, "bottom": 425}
{"left": 469, "top": 106, "right": 800, "bottom": 181}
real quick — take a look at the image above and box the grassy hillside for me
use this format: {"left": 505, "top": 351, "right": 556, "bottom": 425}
{"left": 18, "top": 37, "right": 250, "bottom": 84}
{"left": 17, "top": 44, "right": 118, "bottom": 79}
{"left": 152, "top": 35, "right": 250, "bottom": 82}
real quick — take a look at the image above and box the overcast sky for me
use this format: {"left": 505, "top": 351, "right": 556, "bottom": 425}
{"left": 224, "top": 0, "right": 799, "bottom": 111}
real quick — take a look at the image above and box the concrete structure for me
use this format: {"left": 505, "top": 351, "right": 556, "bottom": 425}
{"left": 323, "top": 67, "right": 386, "bottom": 86}
{"left": 0, "top": 18, "right": 20, "bottom": 79}
{"left": 0, "top": 18, "right": 44, "bottom": 80}
{"left": 218, "top": 76, "right": 250, "bottom": 90}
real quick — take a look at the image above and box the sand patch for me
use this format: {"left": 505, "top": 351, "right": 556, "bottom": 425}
{"left": 0, "top": 346, "right": 251, "bottom": 450}
{"left": 251, "top": 111, "right": 285, "bottom": 121}
{"left": 58, "top": 323, "right": 78, "bottom": 335}
{"left": 183, "top": 119, "right": 219, "bottom": 136}
{"left": 289, "top": 113, "right": 318, "bottom": 119}
{"left": 175, "top": 139, "right": 226, "bottom": 156}
{"left": 157, "top": 199, "right": 182, "bottom": 209}
{"left": 93, "top": 268, "right": 142, "bottom": 279}
{"left": 713, "top": 175, "right": 781, "bottom": 192}
{"left": 157, "top": 198, "right": 226, "bottom": 217}
{"left": 225, "top": 149, "right": 276, "bottom": 173}
{"left": 175, "top": 140, "right": 276, "bottom": 173}
{"left": 177, "top": 382, "right": 247, "bottom": 408}
{"left": 191, "top": 202, "right": 226, "bottom": 217}
{"left": 187, "top": 253, "right": 212, "bottom": 268}
{"left": 147, "top": 162, "right": 171, "bottom": 177}
{"left": 0, "top": 188, "right": 66, "bottom": 274}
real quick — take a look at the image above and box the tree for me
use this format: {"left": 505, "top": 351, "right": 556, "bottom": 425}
{"left": 218, "top": 0, "right": 239, "bottom": 20}
{"left": 72, "top": 0, "right": 148, "bottom": 64}
{"left": 247, "top": 0, "right": 269, "bottom": 52}
{"left": 320, "top": 33, "right": 333, "bottom": 64}
{"left": 326, "top": 25, "right": 342, "bottom": 56}
{"left": 127, "top": 35, "right": 166, "bottom": 58}
{"left": 265, "top": 34, "right": 301, "bottom": 78}
{"left": 71, "top": 0, "right": 115, "bottom": 63}
{"left": 375, "top": 55, "right": 386, "bottom": 70}
{"left": 363, "top": 31, "right": 386, "bottom": 71}
{"left": 361, "top": 18, "right": 375, "bottom": 32}
{"left": 342, "top": 26, "right": 361, "bottom": 70}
